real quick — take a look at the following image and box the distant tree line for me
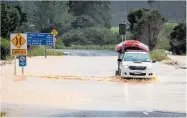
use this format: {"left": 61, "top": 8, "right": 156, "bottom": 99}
{"left": 1, "top": 1, "right": 186, "bottom": 59}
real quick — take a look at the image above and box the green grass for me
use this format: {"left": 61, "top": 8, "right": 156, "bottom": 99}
{"left": 27, "top": 46, "right": 64, "bottom": 56}
{"left": 0, "top": 112, "right": 7, "bottom": 117}
{"left": 150, "top": 50, "right": 169, "bottom": 61}
{"left": 111, "top": 27, "right": 119, "bottom": 33}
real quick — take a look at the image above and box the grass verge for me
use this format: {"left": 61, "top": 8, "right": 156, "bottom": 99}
{"left": 0, "top": 112, "right": 7, "bottom": 117}
{"left": 150, "top": 50, "right": 169, "bottom": 61}
{"left": 27, "top": 46, "right": 64, "bottom": 56}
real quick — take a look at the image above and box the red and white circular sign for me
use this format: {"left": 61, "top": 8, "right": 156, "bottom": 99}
{"left": 53, "top": 38, "right": 56, "bottom": 42}
{"left": 20, "top": 56, "right": 25, "bottom": 62}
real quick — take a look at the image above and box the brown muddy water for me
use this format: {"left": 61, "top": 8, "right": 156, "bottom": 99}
{"left": 1, "top": 54, "right": 186, "bottom": 117}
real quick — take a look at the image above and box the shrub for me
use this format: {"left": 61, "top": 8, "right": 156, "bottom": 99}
{"left": 150, "top": 50, "right": 169, "bottom": 61}
{"left": 61, "top": 27, "right": 120, "bottom": 47}
{"left": 55, "top": 38, "right": 65, "bottom": 49}
{"left": 169, "top": 23, "right": 186, "bottom": 55}
{"left": 156, "top": 37, "right": 171, "bottom": 50}
{"left": 0, "top": 112, "right": 7, "bottom": 117}
{"left": 61, "top": 29, "right": 87, "bottom": 46}
{"left": 1, "top": 38, "right": 11, "bottom": 60}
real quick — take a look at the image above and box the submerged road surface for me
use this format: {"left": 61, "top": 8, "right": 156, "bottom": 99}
{"left": 1, "top": 52, "right": 186, "bottom": 117}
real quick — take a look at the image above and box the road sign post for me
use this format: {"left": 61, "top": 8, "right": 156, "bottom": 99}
{"left": 119, "top": 22, "right": 126, "bottom": 42}
{"left": 10, "top": 33, "right": 27, "bottom": 75}
{"left": 51, "top": 29, "right": 58, "bottom": 49}
{"left": 45, "top": 45, "right": 47, "bottom": 58}
{"left": 10, "top": 33, "right": 27, "bottom": 55}
{"left": 30, "top": 45, "right": 32, "bottom": 58}
{"left": 14, "top": 56, "right": 17, "bottom": 75}
{"left": 53, "top": 37, "right": 56, "bottom": 49}
{"left": 22, "top": 67, "right": 24, "bottom": 75}
{"left": 27, "top": 33, "right": 53, "bottom": 58}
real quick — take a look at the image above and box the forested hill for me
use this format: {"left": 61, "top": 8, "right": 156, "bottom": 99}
{"left": 111, "top": 1, "right": 186, "bottom": 26}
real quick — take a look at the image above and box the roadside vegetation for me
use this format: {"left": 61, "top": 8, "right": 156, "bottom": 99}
{"left": 28, "top": 46, "right": 64, "bottom": 56}
{"left": 59, "top": 45, "right": 115, "bottom": 50}
{"left": 150, "top": 50, "right": 169, "bottom": 61}
{"left": 0, "top": 112, "right": 7, "bottom": 117}
{"left": 1, "top": 1, "right": 186, "bottom": 61}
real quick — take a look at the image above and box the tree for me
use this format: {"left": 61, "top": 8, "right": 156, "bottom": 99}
{"left": 127, "top": 9, "right": 167, "bottom": 50}
{"left": 68, "top": 1, "right": 111, "bottom": 28}
{"left": 169, "top": 23, "right": 186, "bottom": 55}
{"left": 33, "top": 1, "right": 74, "bottom": 34}
{"left": 1, "top": 3, "right": 27, "bottom": 38}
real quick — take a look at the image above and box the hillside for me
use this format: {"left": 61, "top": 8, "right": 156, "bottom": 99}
{"left": 110, "top": 1, "right": 186, "bottom": 26}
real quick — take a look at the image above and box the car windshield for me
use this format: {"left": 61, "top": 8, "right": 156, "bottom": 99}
{"left": 123, "top": 53, "right": 151, "bottom": 62}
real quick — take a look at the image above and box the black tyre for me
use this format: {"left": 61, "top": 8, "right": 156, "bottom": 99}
{"left": 115, "top": 70, "right": 119, "bottom": 76}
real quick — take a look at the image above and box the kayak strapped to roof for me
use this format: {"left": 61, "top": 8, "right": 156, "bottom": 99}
{"left": 115, "top": 40, "right": 149, "bottom": 53}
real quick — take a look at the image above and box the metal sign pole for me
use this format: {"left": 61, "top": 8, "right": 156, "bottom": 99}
{"left": 45, "top": 45, "right": 47, "bottom": 58}
{"left": 54, "top": 42, "right": 55, "bottom": 49}
{"left": 121, "top": 35, "right": 124, "bottom": 42}
{"left": 30, "top": 45, "right": 32, "bottom": 58}
{"left": 22, "top": 67, "right": 24, "bottom": 75}
{"left": 14, "top": 56, "right": 17, "bottom": 75}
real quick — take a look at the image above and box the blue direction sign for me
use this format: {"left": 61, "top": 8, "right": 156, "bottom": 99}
{"left": 27, "top": 33, "right": 53, "bottom": 46}
{"left": 19, "top": 55, "right": 27, "bottom": 67}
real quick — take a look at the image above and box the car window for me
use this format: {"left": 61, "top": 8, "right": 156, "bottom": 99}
{"left": 123, "top": 53, "right": 151, "bottom": 62}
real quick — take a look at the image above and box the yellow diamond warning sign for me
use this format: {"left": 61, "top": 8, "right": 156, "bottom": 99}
{"left": 10, "top": 33, "right": 27, "bottom": 55}
{"left": 11, "top": 34, "right": 26, "bottom": 48}
{"left": 51, "top": 29, "right": 58, "bottom": 37}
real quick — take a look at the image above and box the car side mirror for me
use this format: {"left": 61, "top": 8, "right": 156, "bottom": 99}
{"left": 152, "top": 60, "right": 156, "bottom": 63}
{"left": 118, "top": 59, "right": 122, "bottom": 62}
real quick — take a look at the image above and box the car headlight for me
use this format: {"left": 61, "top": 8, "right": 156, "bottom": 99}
{"left": 123, "top": 65, "right": 129, "bottom": 69}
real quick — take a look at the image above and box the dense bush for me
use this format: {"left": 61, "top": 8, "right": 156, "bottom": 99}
{"left": 61, "top": 27, "right": 120, "bottom": 47}
{"left": 169, "top": 23, "right": 186, "bottom": 55}
{"left": 55, "top": 38, "right": 65, "bottom": 49}
{"left": 156, "top": 23, "right": 176, "bottom": 50}
{"left": 156, "top": 37, "right": 171, "bottom": 50}
{"left": 150, "top": 50, "right": 169, "bottom": 61}
{"left": 1, "top": 38, "right": 10, "bottom": 60}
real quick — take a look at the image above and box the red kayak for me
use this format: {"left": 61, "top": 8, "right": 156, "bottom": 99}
{"left": 115, "top": 40, "right": 149, "bottom": 52}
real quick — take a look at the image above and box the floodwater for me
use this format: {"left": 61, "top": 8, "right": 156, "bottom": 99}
{"left": 55, "top": 49, "right": 118, "bottom": 56}
{"left": 1, "top": 50, "right": 186, "bottom": 117}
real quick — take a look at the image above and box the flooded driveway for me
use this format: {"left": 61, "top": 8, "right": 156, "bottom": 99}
{"left": 1, "top": 50, "right": 186, "bottom": 117}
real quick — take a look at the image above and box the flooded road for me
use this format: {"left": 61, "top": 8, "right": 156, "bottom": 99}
{"left": 1, "top": 50, "right": 186, "bottom": 117}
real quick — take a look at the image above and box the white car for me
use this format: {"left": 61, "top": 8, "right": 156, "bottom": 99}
{"left": 119, "top": 51, "right": 156, "bottom": 79}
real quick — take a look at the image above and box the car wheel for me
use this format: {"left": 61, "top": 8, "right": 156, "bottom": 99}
{"left": 115, "top": 70, "right": 119, "bottom": 76}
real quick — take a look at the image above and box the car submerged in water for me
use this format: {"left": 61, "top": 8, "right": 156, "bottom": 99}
{"left": 119, "top": 51, "right": 156, "bottom": 79}
{"left": 115, "top": 40, "right": 156, "bottom": 79}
